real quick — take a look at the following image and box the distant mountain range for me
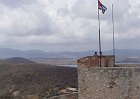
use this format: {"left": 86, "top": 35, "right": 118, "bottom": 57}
{"left": 0, "top": 48, "right": 140, "bottom": 60}
{"left": 0, "top": 48, "right": 94, "bottom": 58}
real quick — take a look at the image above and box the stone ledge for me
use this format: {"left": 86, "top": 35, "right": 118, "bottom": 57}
{"left": 78, "top": 66, "right": 140, "bottom": 99}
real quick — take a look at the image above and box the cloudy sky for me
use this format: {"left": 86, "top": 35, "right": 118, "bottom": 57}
{"left": 0, "top": 0, "right": 140, "bottom": 52}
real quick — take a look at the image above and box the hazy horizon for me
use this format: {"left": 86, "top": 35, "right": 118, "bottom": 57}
{"left": 2, "top": 47, "right": 140, "bottom": 53}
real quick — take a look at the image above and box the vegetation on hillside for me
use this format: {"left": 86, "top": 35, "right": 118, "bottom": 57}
{"left": 0, "top": 58, "right": 78, "bottom": 98}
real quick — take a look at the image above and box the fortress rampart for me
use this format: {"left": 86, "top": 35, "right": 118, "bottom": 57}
{"left": 77, "top": 56, "right": 140, "bottom": 99}
{"left": 78, "top": 66, "right": 140, "bottom": 99}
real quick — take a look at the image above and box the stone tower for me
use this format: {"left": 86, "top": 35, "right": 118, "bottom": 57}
{"left": 77, "top": 55, "right": 140, "bottom": 99}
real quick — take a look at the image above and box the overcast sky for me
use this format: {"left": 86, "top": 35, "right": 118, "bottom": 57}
{"left": 0, "top": 0, "right": 140, "bottom": 52}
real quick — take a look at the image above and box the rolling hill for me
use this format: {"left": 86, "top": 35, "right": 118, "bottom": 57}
{"left": 0, "top": 58, "right": 78, "bottom": 98}
{"left": 0, "top": 57, "right": 36, "bottom": 65}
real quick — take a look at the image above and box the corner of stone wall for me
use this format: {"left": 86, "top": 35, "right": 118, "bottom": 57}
{"left": 78, "top": 66, "right": 140, "bottom": 99}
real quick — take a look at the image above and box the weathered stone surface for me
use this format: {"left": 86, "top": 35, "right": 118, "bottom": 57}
{"left": 77, "top": 56, "right": 114, "bottom": 67}
{"left": 116, "top": 64, "right": 140, "bottom": 67}
{"left": 78, "top": 66, "right": 140, "bottom": 99}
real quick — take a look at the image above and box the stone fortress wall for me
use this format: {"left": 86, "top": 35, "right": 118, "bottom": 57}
{"left": 117, "top": 64, "right": 140, "bottom": 67}
{"left": 78, "top": 66, "right": 140, "bottom": 99}
{"left": 77, "top": 55, "right": 114, "bottom": 67}
{"left": 77, "top": 56, "right": 140, "bottom": 99}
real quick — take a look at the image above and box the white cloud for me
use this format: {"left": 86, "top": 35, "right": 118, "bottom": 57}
{"left": 0, "top": 0, "right": 34, "bottom": 8}
{"left": 0, "top": 0, "right": 140, "bottom": 51}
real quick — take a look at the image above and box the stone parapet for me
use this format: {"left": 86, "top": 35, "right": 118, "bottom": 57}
{"left": 77, "top": 55, "right": 114, "bottom": 67}
{"left": 78, "top": 66, "right": 140, "bottom": 99}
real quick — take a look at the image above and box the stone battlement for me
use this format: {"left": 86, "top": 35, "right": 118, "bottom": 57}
{"left": 77, "top": 55, "right": 114, "bottom": 67}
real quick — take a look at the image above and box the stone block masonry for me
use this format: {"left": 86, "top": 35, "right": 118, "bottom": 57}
{"left": 77, "top": 56, "right": 114, "bottom": 67}
{"left": 78, "top": 66, "right": 140, "bottom": 99}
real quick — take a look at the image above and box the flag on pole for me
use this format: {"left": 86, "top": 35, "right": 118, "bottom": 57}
{"left": 98, "top": 0, "right": 107, "bottom": 14}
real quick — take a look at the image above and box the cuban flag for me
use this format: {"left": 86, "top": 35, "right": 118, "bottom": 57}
{"left": 98, "top": 0, "right": 107, "bottom": 14}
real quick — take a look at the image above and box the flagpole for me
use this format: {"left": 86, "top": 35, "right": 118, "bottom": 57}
{"left": 98, "top": 0, "right": 102, "bottom": 67}
{"left": 112, "top": 4, "right": 115, "bottom": 66}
